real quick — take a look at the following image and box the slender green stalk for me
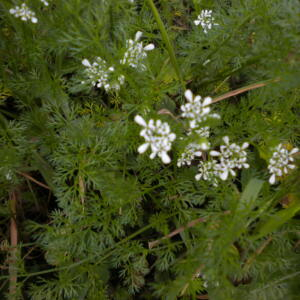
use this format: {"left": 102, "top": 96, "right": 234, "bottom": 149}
{"left": 147, "top": 0, "right": 185, "bottom": 89}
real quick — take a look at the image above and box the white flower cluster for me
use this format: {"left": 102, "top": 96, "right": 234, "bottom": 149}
{"left": 134, "top": 115, "right": 176, "bottom": 164}
{"left": 195, "top": 160, "right": 220, "bottom": 187}
{"left": 9, "top": 3, "right": 38, "bottom": 23}
{"left": 268, "top": 144, "right": 298, "bottom": 184}
{"left": 194, "top": 9, "right": 218, "bottom": 34}
{"left": 181, "top": 90, "right": 220, "bottom": 129}
{"left": 81, "top": 58, "right": 125, "bottom": 92}
{"left": 134, "top": 91, "right": 298, "bottom": 188}
{"left": 177, "top": 143, "right": 203, "bottom": 167}
{"left": 121, "top": 31, "right": 155, "bottom": 71}
{"left": 195, "top": 136, "right": 249, "bottom": 185}
{"left": 177, "top": 126, "right": 210, "bottom": 167}
{"left": 209, "top": 136, "right": 249, "bottom": 180}
{"left": 192, "top": 126, "right": 210, "bottom": 138}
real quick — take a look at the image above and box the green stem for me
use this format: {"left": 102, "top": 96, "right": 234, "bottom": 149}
{"left": 147, "top": 0, "right": 185, "bottom": 89}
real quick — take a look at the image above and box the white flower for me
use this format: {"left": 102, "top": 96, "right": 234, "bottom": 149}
{"left": 178, "top": 126, "right": 211, "bottom": 167}
{"left": 195, "top": 160, "right": 220, "bottom": 186}
{"left": 177, "top": 143, "right": 203, "bottom": 167}
{"left": 189, "top": 126, "right": 211, "bottom": 149}
{"left": 210, "top": 136, "right": 249, "bottom": 181}
{"left": 81, "top": 57, "right": 125, "bottom": 92}
{"left": 121, "top": 31, "right": 155, "bottom": 71}
{"left": 9, "top": 3, "right": 38, "bottom": 23}
{"left": 181, "top": 90, "right": 220, "bottom": 129}
{"left": 194, "top": 9, "right": 218, "bottom": 34}
{"left": 268, "top": 144, "right": 298, "bottom": 184}
{"left": 194, "top": 126, "right": 210, "bottom": 138}
{"left": 135, "top": 115, "right": 176, "bottom": 164}
{"left": 40, "top": 0, "right": 49, "bottom": 6}
{"left": 5, "top": 171, "right": 13, "bottom": 181}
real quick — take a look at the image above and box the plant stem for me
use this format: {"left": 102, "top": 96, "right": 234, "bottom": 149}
{"left": 9, "top": 190, "right": 18, "bottom": 298}
{"left": 147, "top": 0, "right": 185, "bottom": 89}
{"left": 212, "top": 78, "right": 280, "bottom": 104}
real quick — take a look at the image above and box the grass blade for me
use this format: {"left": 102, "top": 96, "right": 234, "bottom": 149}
{"left": 147, "top": 0, "right": 184, "bottom": 88}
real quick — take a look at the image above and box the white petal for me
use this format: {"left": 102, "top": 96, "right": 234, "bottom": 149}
{"left": 161, "top": 152, "right": 171, "bottom": 164}
{"left": 82, "top": 59, "right": 91, "bottom": 67}
{"left": 150, "top": 152, "right": 156, "bottom": 159}
{"left": 9, "top": 9, "right": 16, "bottom": 14}
{"left": 169, "top": 133, "right": 176, "bottom": 141}
{"left": 194, "top": 20, "right": 201, "bottom": 26}
{"left": 200, "top": 143, "right": 209, "bottom": 150}
{"left": 202, "top": 107, "right": 210, "bottom": 114}
{"left": 210, "top": 113, "right": 221, "bottom": 119}
{"left": 134, "top": 115, "right": 147, "bottom": 127}
{"left": 203, "top": 97, "right": 212, "bottom": 106}
{"left": 223, "top": 136, "right": 229, "bottom": 144}
{"left": 229, "top": 169, "right": 236, "bottom": 176}
{"left": 135, "top": 31, "right": 143, "bottom": 41}
{"left": 269, "top": 174, "right": 276, "bottom": 185}
{"left": 210, "top": 151, "right": 220, "bottom": 156}
{"left": 144, "top": 44, "right": 155, "bottom": 51}
{"left": 189, "top": 120, "right": 197, "bottom": 128}
{"left": 195, "top": 174, "right": 202, "bottom": 180}
{"left": 194, "top": 95, "right": 201, "bottom": 102}
{"left": 220, "top": 170, "right": 228, "bottom": 181}
{"left": 243, "top": 163, "right": 250, "bottom": 168}
{"left": 138, "top": 143, "right": 149, "bottom": 154}
{"left": 242, "top": 142, "right": 249, "bottom": 149}
{"left": 31, "top": 17, "right": 38, "bottom": 23}
{"left": 290, "top": 148, "right": 299, "bottom": 155}
{"left": 184, "top": 90, "right": 193, "bottom": 102}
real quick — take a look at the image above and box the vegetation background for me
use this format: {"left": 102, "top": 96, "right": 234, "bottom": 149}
{"left": 0, "top": 0, "right": 300, "bottom": 299}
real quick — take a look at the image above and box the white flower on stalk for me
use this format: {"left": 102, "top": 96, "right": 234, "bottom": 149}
{"left": 194, "top": 126, "right": 210, "bottom": 138}
{"left": 121, "top": 31, "right": 155, "bottom": 71}
{"left": 9, "top": 3, "right": 38, "bottom": 23}
{"left": 195, "top": 160, "right": 220, "bottom": 186}
{"left": 194, "top": 9, "right": 218, "bottom": 34}
{"left": 81, "top": 58, "right": 125, "bottom": 92}
{"left": 210, "top": 136, "right": 249, "bottom": 180}
{"left": 189, "top": 126, "right": 211, "bottom": 150}
{"left": 181, "top": 90, "right": 220, "bottom": 129}
{"left": 268, "top": 144, "right": 298, "bottom": 185}
{"left": 177, "top": 143, "right": 203, "bottom": 167}
{"left": 178, "top": 126, "right": 211, "bottom": 167}
{"left": 135, "top": 115, "right": 176, "bottom": 164}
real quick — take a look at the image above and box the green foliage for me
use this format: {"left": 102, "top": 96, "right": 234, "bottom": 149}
{"left": 1, "top": 0, "right": 300, "bottom": 299}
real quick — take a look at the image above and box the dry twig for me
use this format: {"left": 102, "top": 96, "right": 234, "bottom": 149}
{"left": 17, "top": 171, "right": 51, "bottom": 190}
{"left": 212, "top": 78, "right": 280, "bottom": 104}
{"left": 9, "top": 190, "right": 19, "bottom": 297}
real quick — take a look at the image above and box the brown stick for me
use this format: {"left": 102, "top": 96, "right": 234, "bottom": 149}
{"left": 9, "top": 190, "right": 18, "bottom": 297}
{"left": 17, "top": 171, "right": 51, "bottom": 190}
{"left": 212, "top": 78, "right": 280, "bottom": 104}
{"left": 243, "top": 236, "right": 273, "bottom": 272}
{"left": 148, "top": 217, "right": 206, "bottom": 249}
{"left": 149, "top": 211, "right": 231, "bottom": 249}
{"left": 196, "top": 295, "right": 209, "bottom": 300}
{"left": 79, "top": 176, "right": 85, "bottom": 205}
